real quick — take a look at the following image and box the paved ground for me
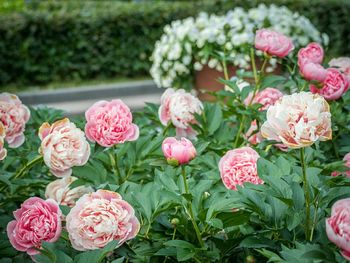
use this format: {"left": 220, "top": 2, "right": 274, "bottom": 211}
{"left": 18, "top": 80, "right": 163, "bottom": 115}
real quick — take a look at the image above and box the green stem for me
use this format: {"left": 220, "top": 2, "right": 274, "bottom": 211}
{"left": 310, "top": 195, "right": 319, "bottom": 242}
{"left": 13, "top": 155, "right": 43, "bottom": 180}
{"left": 222, "top": 51, "right": 229, "bottom": 81}
{"left": 163, "top": 122, "right": 172, "bottom": 136}
{"left": 120, "top": 167, "right": 134, "bottom": 184}
{"left": 300, "top": 148, "right": 311, "bottom": 241}
{"left": 181, "top": 167, "right": 205, "bottom": 248}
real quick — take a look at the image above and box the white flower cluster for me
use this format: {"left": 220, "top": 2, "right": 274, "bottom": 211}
{"left": 150, "top": 4, "right": 327, "bottom": 89}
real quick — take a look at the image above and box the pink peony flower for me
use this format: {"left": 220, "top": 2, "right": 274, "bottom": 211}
{"left": 7, "top": 197, "right": 62, "bottom": 256}
{"left": 159, "top": 88, "right": 203, "bottom": 139}
{"left": 45, "top": 176, "right": 93, "bottom": 207}
{"left": 332, "top": 153, "right": 350, "bottom": 177}
{"left": 261, "top": 92, "right": 332, "bottom": 149}
{"left": 66, "top": 189, "right": 140, "bottom": 251}
{"left": 297, "top": 42, "right": 324, "bottom": 67}
{"left": 219, "top": 147, "right": 263, "bottom": 190}
{"left": 329, "top": 57, "right": 350, "bottom": 84}
{"left": 0, "top": 122, "right": 7, "bottom": 160}
{"left": 0, "top": 93, "right": 30, "bottom": 148}
{"left": 310, "top": 68, "right": 349, "bottom": 100}
{"left": 85, "top": 100, "right": 139, "bottom": 147}
{"left": 255, "top": 29, "right": 294, "bottom": 58}
{"left": 300, "top": 63, "right": 327, "bottom": 82}
{"left": 245, "top": 120, "right": 264, "bottom": 145}
{"left": 39, "top": 118, "right": 90, "bottom": 177}
{"left": 162, "top": 137, "right": 196, "bottom": 165}
{"left": 326, "top": 198, "right": 350, "bottom": 260}
{"left": 245, "top": 87, "right": 283, "bottom": 111}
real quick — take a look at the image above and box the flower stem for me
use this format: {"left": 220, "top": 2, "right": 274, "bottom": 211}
{"left": 222, "top": 50, "right": 230, "bottom": 81}
{"left": 181, "top": 166, "right": 205, "bottom": 248}
{"left": 300, "top": 148, "right": 311, "bottom": 241}
{"left": 109, "top": 146, "right": 121, "bottom": 184}
{"left": 13, "top": 155, "right": 43, "bottom": 180}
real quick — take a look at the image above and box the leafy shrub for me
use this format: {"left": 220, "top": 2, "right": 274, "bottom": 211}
{"left": 0, "top": 0, "right": 349, "bottom": 87}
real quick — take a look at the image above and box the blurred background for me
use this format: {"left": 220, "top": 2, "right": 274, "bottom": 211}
{"left": 0, "top": 0, "right": 349, "bottom": 113}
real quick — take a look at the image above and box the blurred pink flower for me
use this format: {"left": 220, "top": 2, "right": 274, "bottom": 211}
{"left": 159, "top": 88, "right": 202, "bottom": 139}
{"left": 162, "top": 137, "right": 196, "bottom": 165}
{"left": 0, "top": 122, "right": 7, "bottom": 160}
{"left": 300, "top": 63, "right": 327, "bottom": 82}
{"left": 45, "top": 176, "right": 93, "bottom": 207}
{"left": 219, "top": 147, "right": 263, "bottom": 190}
{"left": 255, "top": 29, "right": 294, "bottom": 58}
{"left": 261, "top": 92, "right": 332, "bottom": 149}
{"left": 329, "top": 57, "right": 350, "bottom": 83}
{"left": 0, "top": 93, "right": 30, "bottom": 148}
{"left": 326, "top": 198, "right": 350, "bottom": 260}
{"left": 85, "top": 99, "right": 139, "bottom": 147}
{"left": 245, "top": 87, "right": 283, "bottom": 111}
{"left": 331, "top": 153, "right": 350, "bottom": 177}
{"left": 66, "top": 190, "right": 140, "bottom": 251}
{"left": 7, "top": 197, "right": 61, "bottom": 256}
{"left": 310, "top": 68, "right": 349, "bottom": 100}
{"left": 39, "top": 118, "right": 90, "bottom": 177}
{"left": 297, "top": 42, "right": 324, "bottom": 67}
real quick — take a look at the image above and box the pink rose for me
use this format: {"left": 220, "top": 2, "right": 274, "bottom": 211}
{"left": 255, "top": 29, "right": 294, "bottom": 58}
{"left": 7, "top": 197, "right": 62, "bottom": 256}
{"left": 300, "top": 63, "right": 327, "bottom": 82}
{"left": 245, "top": 87, "right": 283, "bottom": 111}
{"left": 0, "top": 93, "right": 30, "bottom": 148}
{"left": 45, "top": 176, "right": 93, "bottom": 207}
{"left": 0, "top": 122, "right": 7, "bottom": 160}
{"left": 39, "top": 118, "right": 90, "bottom": 177}
{"left": 66, "top": 190, "right": 140, "bottom": 251}
{"left": 219, "top": 147, "right": 263, "bottom": 190}
{"left": 261, "top": 92, "right": 332, "bottom": 149}
{"left": 332, "top": 153, "right": 350, "bottom": 177}
{"left": 310, "top": 68, "right": 349, "bottom": 100}
{"left": 162, "top": 137, "right": 196, "bottom": 165}
{"left": 159, "top": 88, "right": 203, "bottom": 139}
{"left": 297, "top": 42, "right": 324, "bottom": 67}
{"left": 85, "top": 100, "right": 139, "bottom": 147}
{"left": 329, "top": 57, "right": 350, "bottom": 84}
{"left": 326, "top": 198, "right": 350, "bottom": 260}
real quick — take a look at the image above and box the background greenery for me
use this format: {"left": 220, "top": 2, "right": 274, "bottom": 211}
{"left": 0, "top": 0, "right": 349, "bottom": 88}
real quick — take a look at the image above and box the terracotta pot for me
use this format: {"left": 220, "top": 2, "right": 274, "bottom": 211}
{"left": 194, "top": 62, "right": 283, "bottom": 101}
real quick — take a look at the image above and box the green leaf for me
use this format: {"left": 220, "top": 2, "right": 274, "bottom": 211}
{"left": 164, "top": 240, "right": 196, "bottom": 250}
{"left": 239, "top": 236, "right": 277, "bottom": 249}
{"left": 74, "top": 240, "right": 118, "bottom": 263}
{"left": 207, "top": 104, "right": 223, "bottom": 135}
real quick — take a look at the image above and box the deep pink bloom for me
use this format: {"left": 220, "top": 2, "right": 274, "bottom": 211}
{"left": 297, "top": 42, "right": 324, "bottom": 67}
{"left": 66, "top": 190, "right": 140, "bottom": 251}
{"left": 255, "top": 29, "right": 294, "bottom": 58}
{"left": 329, "top": 57, "right": 350, "bottom": 84}
{"left": 162, "top": 137, "right": 196, "bottom": 165}
{"left": 7, "top": 197, "right": 62, "bottom": 256}
{"left": 300, "top": 63, "right": 327, "bottom": 82}
{"left": 310, "top": 68, "right": 349, "bottom": 100}
{"left": 219, "top": 147, "right": 263, "bottom": 190}
{"left": 245, "top": 87, "right": 283, "bottom": 111}
{"left": 85, "top": 99, "right": 139, "bottom": 147}
{"left": 326, "top": 198, "right": 350, "bottom": 260}
{"left": 0, "top": 93, "right": 30, "bottom": 148}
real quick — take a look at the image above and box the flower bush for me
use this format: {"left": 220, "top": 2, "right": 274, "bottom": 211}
{"left": 150, "top": 4, "right": 327, "bottom": 89}
{"left": 1, "top": 28, "right": 350, "bottom": 263}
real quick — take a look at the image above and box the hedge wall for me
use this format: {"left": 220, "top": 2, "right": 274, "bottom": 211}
{"left": 0, "top": 0, "right": 349, "bottom": 87}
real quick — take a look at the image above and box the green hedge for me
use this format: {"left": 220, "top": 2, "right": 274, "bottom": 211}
{"left": 0, "top": 0, "right": 349, "bottom": 87}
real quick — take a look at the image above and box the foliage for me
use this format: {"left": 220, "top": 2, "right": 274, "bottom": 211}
{"left": 0, "top": 0, "right": 349, "bottom": 87}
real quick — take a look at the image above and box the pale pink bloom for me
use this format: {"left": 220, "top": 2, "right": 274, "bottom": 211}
{"left": 255, "top": 29, "right": 294, "bottom": 58}
{"left": 219, "top": 147, "right": 263, "bottom": 190}
{"left": 310, "top": 68, "right": 349, "bottom": 100}
{"left": 45, "top": 176, "right": 93, "bottom": 207}
{"left": 0, "top": 93, "right": 30, "bottom": 148}
{"left": 159, "top": 88, "right": 203, "bottom": 138}
{"left": 39, "top": 118, "right": 90, "bottom": 177}
{"left": 85, "top": 99, "right": 139, "bottom": 147}
{"left": 0, "top": 122, "right": 7, "bottom": 160}
{"left": 329, "top": 57, "right": 350, "bottom": 84}
{"left": 297, "top": 42, "right": 324, "bottom": 67}
{"left": 245, "top": 88, "right": 283, "bottom": 111}
{"left": 331, "top": 153, "right": 350, "bottom": 177}
{"left": 300, "top": 63, "right": 327, "bottom": 82}
{"left": 66, "top": 190, "right": 140, "bottom": 251}
{"left": 261, "top": 92, "right": 332, "bottom": 149}
{"left": 162, "top": 137, "right": 196, "bottom": 165}
{"left": 7, "top": 197, "right": 62, "bottom": 256}
{"left": 326, "top": 198, "right": 350, "bottom": 260}
{"left": 245, "top": 120, "right": 264, "bottom": 145}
